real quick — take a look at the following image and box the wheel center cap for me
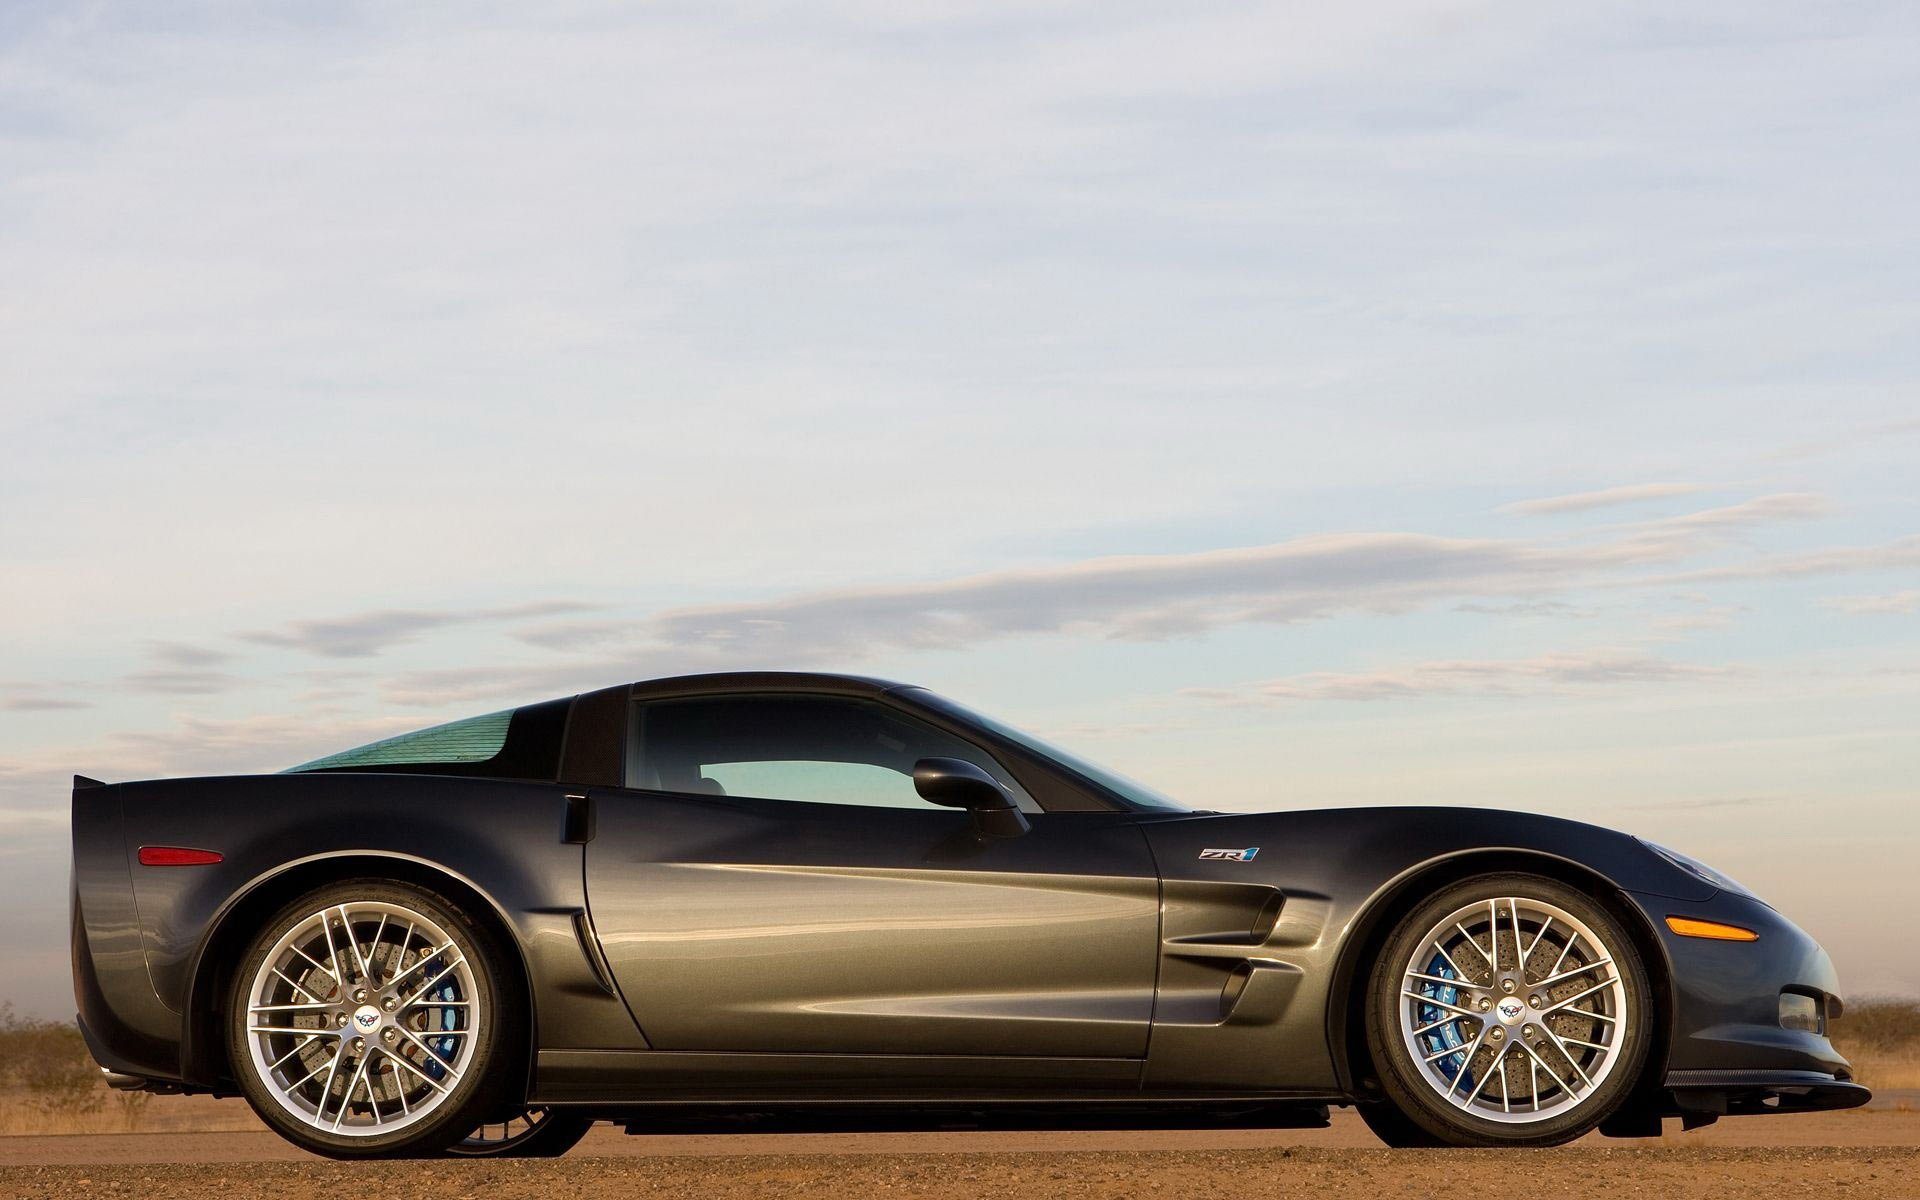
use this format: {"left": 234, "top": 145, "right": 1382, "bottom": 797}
{"left": 352, "top": 1004, "right": 383, "bottom": 1032}
{"left": 1495, "top": 997, "right": 1527, "bottom": 1024}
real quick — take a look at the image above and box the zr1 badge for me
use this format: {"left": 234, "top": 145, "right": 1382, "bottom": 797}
{"left": 1198, "top": 847, "right": 1259, "bottom": 862}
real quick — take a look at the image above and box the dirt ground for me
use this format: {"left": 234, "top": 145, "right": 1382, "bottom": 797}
{"left": 3, "top": 1105, "right": 1917, "bottom": 1199}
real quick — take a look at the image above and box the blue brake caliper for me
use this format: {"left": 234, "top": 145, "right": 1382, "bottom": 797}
{"left": 424, "top": 961, "right": 459, "bottom": 1079}
{"left": 1417, "top": 950, "right": 1469, "bottom": 1090}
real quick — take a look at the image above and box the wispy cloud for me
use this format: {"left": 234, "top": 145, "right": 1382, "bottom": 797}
{"left": 0, "top": 684, "right": 90, "bottom": 712}
{"left": 144, "top": 641, "right": 234, "bottom": 668}
{"left": 1632, "top": 535, "right": 1920, "bottom": 588}
{"left": 1621, "top": 492, "right": 1833, "bottom": 537}
{"left": 1621, "top": 795, "right": 1789, "bottom": 813}
{"left": 1821, "top": 590, "right": 1920, "bottom": 616}
{"left": 1499, "top": 482, "right": 1714, "bottom": 517}
{"left": 242, "top": 602, "right": 601, "bottom": 658}
{"left": 1182, "top": 650, "right": 1739, "bottom": 705}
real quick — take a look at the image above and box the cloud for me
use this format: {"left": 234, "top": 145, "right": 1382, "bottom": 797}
{"left": 1621, "top": 795, "right": 1788, "bottom": 813}
{"left": 123, "top": 669, "right": 244, "bottom": 696}
{"left": 144, "top": 641, "right": 234, "bottom": 668}
{"left": 1632, "top": 535, "right": 1920, "bottom": 588}
{"left": 1499, "top": 483, "right": 1714, "bottom": 517}
{"left": 516, "top": 530, "right": 1684, "bottom": 660}
{"left": 0, "top": 683, "right": 90, "bottom": 712}
{"left": 355, "top": 494, "right": 1893, "bottom": 707}
{"left": 1821, "top": 590, "right": 1920, "bottom": 616}
{"left": 1453, "top": 600, "right": 1601, "bottom": 618}
{"left": 1182, "top": 650, "right": 1740, "bottom": 705}
{"left": 519, "top": 497, "right": 1817, "bottom": 656}
{"left": 1620, "top": 492, "right": 1833, "bottom": 538}
{"left": 242, "top": 601, "right": 600, "bottom": 658}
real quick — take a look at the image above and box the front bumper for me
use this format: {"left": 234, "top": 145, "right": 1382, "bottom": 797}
{"left": 1628, "top": 887, "right": 1866, "bottom": 1114}
{"left": 1664, "top": 1068, "right": 1870, "bottom": 1115}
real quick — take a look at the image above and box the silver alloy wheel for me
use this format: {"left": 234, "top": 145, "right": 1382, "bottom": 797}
{"left": 242, "top": 900, "right": 480, "bottom": 1136}
{"left": 1396, "top": 895, "right": 1628, "bottom": 1124}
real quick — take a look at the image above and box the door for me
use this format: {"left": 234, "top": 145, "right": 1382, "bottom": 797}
{"left": 583, "top": 692, "right": 1161, "bottom": 1059}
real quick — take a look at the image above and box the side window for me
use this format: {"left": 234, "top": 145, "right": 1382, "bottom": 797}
{"left": 628, "top": 695, "right": 1034, "bottom": 811}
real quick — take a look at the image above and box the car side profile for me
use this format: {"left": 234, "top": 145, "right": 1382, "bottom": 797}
{"left": 71, "top": 672, "right": 1866, "bottom": 1158}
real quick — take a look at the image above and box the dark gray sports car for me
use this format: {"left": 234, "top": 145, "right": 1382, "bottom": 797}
{"left": 70, "top": 672, "right": 1865, "bottom": 1158}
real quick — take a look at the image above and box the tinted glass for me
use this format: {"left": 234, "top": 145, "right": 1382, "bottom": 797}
{"left": 287, "top": 709, "right": 512, "bottom": 772}
{"left": 630, "top": 694, "right": 1033, "bottom": 810}
{"left": 903, "top": 688, "right": 1190, "bottom": 812}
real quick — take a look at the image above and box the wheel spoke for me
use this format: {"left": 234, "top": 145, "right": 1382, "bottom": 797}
{"left": 251, "top": 1001, "right": 334, "bottom": 1014}
{"left": 1523, "top": 916, "right": 1554, "bottom": 966}
{"left": 1539, "top": 977, "right": 1616, "bottom": 1017}
{"left": 397, "top": 1026, "right": 464, "bottom": 1078}
{"left": 1534, "top": 956, "right": 1614, "bottom": 990}
{"left": 310, "top": 1042, "right": 349, "bottom": 1128}
{"left": 1413, "top": 1013, "right": 1468, "bottom": 1036}
{"left": 268, "top": 1034, "right": 324, "bottom": 1071}
{"left": 385, "top": 940, "right": 458, "bottom": 991}
{"left": 252, "top": 1024, "right": 343, "bottom": 1036}
{"left": 332, "top": 1055, "right": 369, "bottom": 1131}
{"left": 321, "top": 917, "right": 349, "bottom": 997}
{"left": 1431, "top": 939, "right": 1473, "bottom": 982}
{"left": 339, "top": 906, "right": 373, "bottom": 983}
{"left": 1546, "top": 930, "right": 1578, "bottom": 978}
{"left": 1446, "top": 1024, "right": 1493, "bottom": 1099}
{"left": 1536, "top": 1024, "right": 1596, "bottom": 1089}
{"left": 1461, "top": 1048, "right": 1501, "bottom": 1108}
{"left": 289, "top": 944, "right": 339, "bottom": 990}
{"left": 1406, "top": 970, "right": 1471, "bottom": 990}
{"left": 392, "top": 1033, "right": 459, "bottom": 1089}
{"left": 1509, "top": 902, "right": 1525, "bottom": 977}
{"left": 406, "top": 953, "right": 468, "bottom": 1000}
{"left": 272, "top": 967, "right": 324, "bottom": 1002}
{"left": 1454, "top": 923, "right": 1493, "bottom": 967}
{"left": 1488, "top": 901, "right": 1501, "bottom": 971}
{"left": 1403, "top": 991, "right": 1479, "bottom": 1019}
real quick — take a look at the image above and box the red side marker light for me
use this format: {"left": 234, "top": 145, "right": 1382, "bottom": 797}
{"left": 138, "top": 846, "right": 224, "bottom": 867}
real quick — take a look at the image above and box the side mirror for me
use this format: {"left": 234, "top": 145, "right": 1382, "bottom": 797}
{"left": 913, "top": 757, "right": 1029, "bottom": 838}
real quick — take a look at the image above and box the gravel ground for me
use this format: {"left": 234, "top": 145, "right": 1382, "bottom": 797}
{"left": 3, "top": 1107, "right": 1914, "bottom": 1198}
{"left": 4, "top": 1146, "right": 1918, "bottom": 1200}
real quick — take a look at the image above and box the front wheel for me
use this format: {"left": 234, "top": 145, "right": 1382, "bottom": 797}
{"left": 1363, "top": 872, "right": 1653, "bottom": 1147}
{"left": 227, "top": 880, "right": 515, "bottom": 1158}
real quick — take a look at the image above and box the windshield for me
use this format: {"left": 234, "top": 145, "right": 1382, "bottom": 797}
{"left": 904, "top": 689, "right": 1190, "bottom": 812}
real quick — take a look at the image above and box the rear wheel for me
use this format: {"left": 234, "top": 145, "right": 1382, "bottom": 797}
{"left": 1363, "top": 872, "right": 1652, "bottom": 1147}
{"left": 227, "top": 880, "right": 515, "bottom": 1158}
{"left": 447, "top": 1108, "right": 594, "bottom": 1157}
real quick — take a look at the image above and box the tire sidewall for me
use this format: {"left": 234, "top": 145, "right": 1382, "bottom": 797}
{"left": 226, "top": 879, "right": 514, "bottom": 1158}
{"left": 1365, "top": 872, "right": 1653, "bottom": 1147}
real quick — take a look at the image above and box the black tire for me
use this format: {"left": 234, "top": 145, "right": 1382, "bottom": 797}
{"left": 1354, "top": 1098, "right": 1447, "bottom": 1148}
{"left": 226, "top": 879, "right": 518, "bottom": 1159}
{"left": 446, "top": 1108, "right": 595, "bottom": 1158}
{"left": 1363, "top": 872, "right": 1653, "bottom": 1148}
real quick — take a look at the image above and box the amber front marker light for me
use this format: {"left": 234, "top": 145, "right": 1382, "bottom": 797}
{"left": 1666, "top": 915, "right": 1759, "bottom": 942}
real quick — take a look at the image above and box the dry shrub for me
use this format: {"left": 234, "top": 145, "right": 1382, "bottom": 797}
{"left": 0, "top": 1003, "right": 104, "bottom": 1121}
{"left": 1830, "top": 996, "right": 1920, "bottom": 1091}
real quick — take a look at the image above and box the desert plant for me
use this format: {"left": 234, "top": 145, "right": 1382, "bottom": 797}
{"left": 1829, "top": 996, "right": 1920, "bottom": 1090}
{"left": 0, "top": 1002, "right": 105, "bottom": 1119}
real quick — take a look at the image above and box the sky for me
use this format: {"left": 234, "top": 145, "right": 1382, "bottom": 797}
{"left": 1, "top": 1, "right": 1917, "bottom": 1019}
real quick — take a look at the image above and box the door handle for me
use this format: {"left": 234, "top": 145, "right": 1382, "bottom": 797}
{"left": 563, "top": 792, "right": 595, "bottom": 844}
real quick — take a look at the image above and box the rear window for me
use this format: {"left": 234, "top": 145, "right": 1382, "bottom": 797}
{"left": 284, "top": 696, "right": 571, "bottom": 780}
{"left": 287, "top": 710, "right": 514, "bottom": 772}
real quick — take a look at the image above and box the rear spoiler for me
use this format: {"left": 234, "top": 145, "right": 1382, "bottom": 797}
{"left": 74, "top": 774, "right": 107, "bottom": 790}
